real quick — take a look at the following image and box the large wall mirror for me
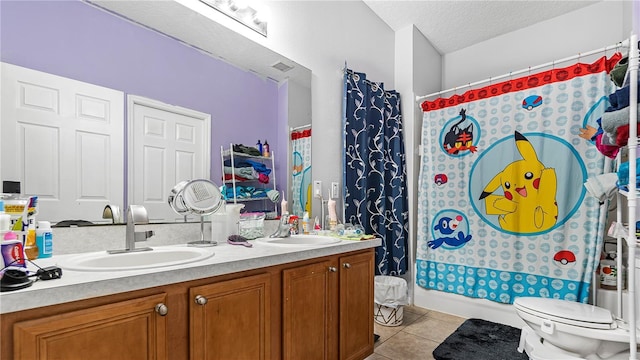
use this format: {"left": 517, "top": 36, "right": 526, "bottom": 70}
{"left": 0, "top": 0, "right": 311, "bottom": 224}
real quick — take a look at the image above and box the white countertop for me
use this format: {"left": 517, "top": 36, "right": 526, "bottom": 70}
{"left": 0, "top": 237, "right": 380, "bottom": 314}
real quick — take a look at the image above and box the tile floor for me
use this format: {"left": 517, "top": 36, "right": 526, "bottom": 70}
{"left": 365, "top": 305, "right": 467, "bottom": 360}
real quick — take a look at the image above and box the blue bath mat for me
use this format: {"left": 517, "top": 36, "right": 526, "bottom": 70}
{"left": 433, "top": 318, "right": 528, "bottom": 360}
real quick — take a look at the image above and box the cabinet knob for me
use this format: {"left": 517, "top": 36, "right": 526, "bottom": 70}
{"left": 328, "top": 266, "right": 338, "bottom": 272}
{"left": 343, "top": 263, "right": 351, "bottom": 269}
{"left": 155, "top": 303, "right": 168, "bottom": 316}
{"left": 194, "top": 295, "right": 208, "bottom": 305}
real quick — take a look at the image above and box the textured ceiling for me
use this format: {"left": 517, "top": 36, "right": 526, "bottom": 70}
{"left": 363, "top": 0, "right": 600, "bottom": 54}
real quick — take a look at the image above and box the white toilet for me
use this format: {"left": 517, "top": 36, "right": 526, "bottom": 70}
{"left": 513, "top": 246, "right": 640, "bottom": 359}
{"left": 514, "top": 296, "right": 633, "bottom": 359}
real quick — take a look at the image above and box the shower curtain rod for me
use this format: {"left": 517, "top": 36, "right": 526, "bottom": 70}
{"left": 415, "top": 38, "right": 631, "bottom": 103}
{"left": 290, "top": 124, "right": 311, "bottom": 131}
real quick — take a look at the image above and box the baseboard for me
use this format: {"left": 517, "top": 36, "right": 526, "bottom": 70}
{"left": 414, "top": 288, "right": 526, "bottom": 329}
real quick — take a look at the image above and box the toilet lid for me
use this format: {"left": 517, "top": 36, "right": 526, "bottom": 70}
{"left": 514, "top": 297, "right": 615, "bottom": 330}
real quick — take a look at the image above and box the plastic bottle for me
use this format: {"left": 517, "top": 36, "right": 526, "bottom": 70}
{"left": 24, "top": 219, "right": 38, "bottom": 260}
{"left": 302, "top": 211, "right": 310, "bottom": 235}
{"left": 263, "top": 140, "right": 270, "bottom": 157}
{"left": 600, "top": 251, "right": 625, "bottom": 290}
{"left": 36, "top": 221, "right": 53, "bottom": 258}
{"left": 256, "top": 140, "right": 263, "bottom": 155}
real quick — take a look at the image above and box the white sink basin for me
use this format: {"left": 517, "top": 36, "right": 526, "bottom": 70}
{"left": 59, "top": 246, "right": 215, "bottom": 272}
{"left": 256, "top": 235, "right": 342, "bottom": 246}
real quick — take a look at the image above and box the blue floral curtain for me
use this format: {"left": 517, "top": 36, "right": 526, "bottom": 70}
{"left": 343, "top": 69, "right": 408, "bottom": 275}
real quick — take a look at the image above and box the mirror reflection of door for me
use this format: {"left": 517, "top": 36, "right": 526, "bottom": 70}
{"left": 1, "top": 63, "right": 124, "bottom": 224}
{"left": 128, "top": 96, "right": 210, "bottom": 223}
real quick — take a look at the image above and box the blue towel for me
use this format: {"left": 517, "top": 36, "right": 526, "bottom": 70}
{"left": 606, "top": 80, "right": 640, "bottom": 112}
{"left": 617, "top": 159, "right": 640, "bottom": 187}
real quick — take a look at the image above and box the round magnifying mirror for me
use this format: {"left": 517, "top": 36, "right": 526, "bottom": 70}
{"left": 168, "top": 180, "right": 191, "bottom": 215}
{"left": 167, "top": 179, "right": 223, "bottom": 247}
{"left": 180, "top": 179, "right": 223, "bottom": 215}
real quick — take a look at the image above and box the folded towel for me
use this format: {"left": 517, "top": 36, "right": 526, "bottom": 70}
{"left": 584, "top": 173, "right": 618, "bottom": 203}
{"left": 602, "top": 106, "right": 640, "bottom": 136}
{"left": 224, "top": 166, "right": 257, "bottom": 179}
{"left": 617, "top": 159, "right": 640, "bottom": 187}
{"left": 606, "top": 80, "right": 640, "bottom": 112}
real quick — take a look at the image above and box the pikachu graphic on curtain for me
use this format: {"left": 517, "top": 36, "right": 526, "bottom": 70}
{"left": 479, "top": 131, "right": 558, "bottom": 233}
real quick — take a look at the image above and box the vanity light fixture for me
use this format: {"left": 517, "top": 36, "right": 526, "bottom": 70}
{"left": 199, "top": 0, "right": 267, "bottom": 37}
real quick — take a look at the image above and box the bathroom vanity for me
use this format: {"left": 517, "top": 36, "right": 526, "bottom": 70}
{"left": 0, "top": 237, "right": 379, "bottom": 360}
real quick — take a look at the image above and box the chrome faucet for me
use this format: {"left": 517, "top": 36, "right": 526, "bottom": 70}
{"left": 108, "top": 205, "right": 154, "bottom": 254}
{"left": 102, "top": 204, "right": 122, "bottom": 224}
{"left": 270, "top": 212, "right": 291, "bottom": 238}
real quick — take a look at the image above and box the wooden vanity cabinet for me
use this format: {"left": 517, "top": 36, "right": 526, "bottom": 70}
{"left": 189, "top": 273, "right": 272, "bottom": 360}
{"left": 2, "top": 248, "right": 374, "bottom": 360}
{"left": 338, "top": 251, "right": 375, "bottom": 360}
{"left": 13, "top": 293, "right": 169, "bottom": 360}
{"left": 282, "top": 250, "right": 375, "bottom": 360}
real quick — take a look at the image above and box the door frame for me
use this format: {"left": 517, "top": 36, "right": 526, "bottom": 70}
{"left": 126, "top": 95, "right": 211, "bottom": 217}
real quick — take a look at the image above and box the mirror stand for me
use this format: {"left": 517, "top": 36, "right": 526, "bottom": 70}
{"left": 188, "top": 215, "right": 216, "bottom": 247}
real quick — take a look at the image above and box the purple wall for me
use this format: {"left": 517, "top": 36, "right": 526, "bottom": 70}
{"left": 1, "top": 0, "right": 285, "bottom": 212}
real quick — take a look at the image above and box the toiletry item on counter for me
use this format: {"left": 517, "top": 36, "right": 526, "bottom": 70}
{"left": 301, "top": 211, "right": 310, "bottom": 235}
{"left": 327, "top": 198, "right": 337, "bottom": 231}
{"left": 3, "top": 198, "right": 27, "bottom": 217}
{"left": 2, "top": 231, "right": 26, "bottom": 270}
{"left": 36, "top": 221, "right": 53, "bottom": 258}
{"left": 289, "top": 215, "right": 299, "bottom": 235}
{"left": 0, "top": 213, "right": 10, "bottom": 233}
{"left": 24, "top": 219, "right": 38, "bottom": 260}
{"left": 262, "top": 140, "right": 270, "bottom": 157}
{"left": 256, "top": 140, "right": 263, "bottom": 155}
{"left": 280, "top": 192, "right": 287, "bottom": 215}
{"left": 239, "top": 212, "right": 266, "bottom": 239}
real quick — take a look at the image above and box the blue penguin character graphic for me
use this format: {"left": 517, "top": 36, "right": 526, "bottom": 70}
{"left": 428, "top": 215, "right": 473, "bottom": 249}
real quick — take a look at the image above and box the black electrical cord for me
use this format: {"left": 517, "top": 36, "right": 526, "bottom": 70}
{"left": 1, "top": 257, "right": 62, "bottom": 281}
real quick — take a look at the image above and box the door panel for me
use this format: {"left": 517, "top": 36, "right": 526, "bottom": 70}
{"left": 339, "top": 251, "right": 375, "bottom": 360}
{"left": 13, "top": 293, "right": 168, "bottom": 360}
{"left": 190, "top": 273, "right": 271, "bottom": 360}
{"left": 282, "top": 260, "right": 333, "bottom": 360}
{"left": 1, "top": 63, "right": 124, "bottom": 223}
{"left": 129, "top": 96, "right": 210, "bottom": 222}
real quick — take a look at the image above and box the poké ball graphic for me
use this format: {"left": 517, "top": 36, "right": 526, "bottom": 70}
{"left": 553, "top": 250, "right": 576, "bottom": 266}
{"left": 522, "top": 95, "right": 543, "bottom": 111}
{"left": 434, "top": 173, "right": 448, "bottom": 186}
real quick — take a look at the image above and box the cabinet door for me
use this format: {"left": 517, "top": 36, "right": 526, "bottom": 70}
{"left": 190, "top": 273, "right": 271, "bottom": 360}
{"left": 282, "top": 260, "right": 336, "bottom": 360}
{"left": 339, "top": 251, "right": 375, "bottom": 360}
{"left": 13, "top": 293, "right": 168, "bottom": 360}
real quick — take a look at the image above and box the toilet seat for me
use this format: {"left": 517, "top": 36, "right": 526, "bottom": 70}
{"left": 514, "top": 297, "right": 616, "bottom": 330}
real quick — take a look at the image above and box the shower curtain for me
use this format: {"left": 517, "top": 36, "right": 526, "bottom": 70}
{"left": 291, "top": 128, "right": 312, "bottom": 218}
{"left": 416, "top": 54, "right": 621, "bottom": 304}
{"left": 343, "top": 69, "right": 408, "bottom": 275}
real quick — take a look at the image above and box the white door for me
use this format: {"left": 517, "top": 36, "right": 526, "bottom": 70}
{"left": 1, "top": 63, "right": 124, "bottom": 223}
{"left": 128, "top": 96, "right": 210, "bottom": 222}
